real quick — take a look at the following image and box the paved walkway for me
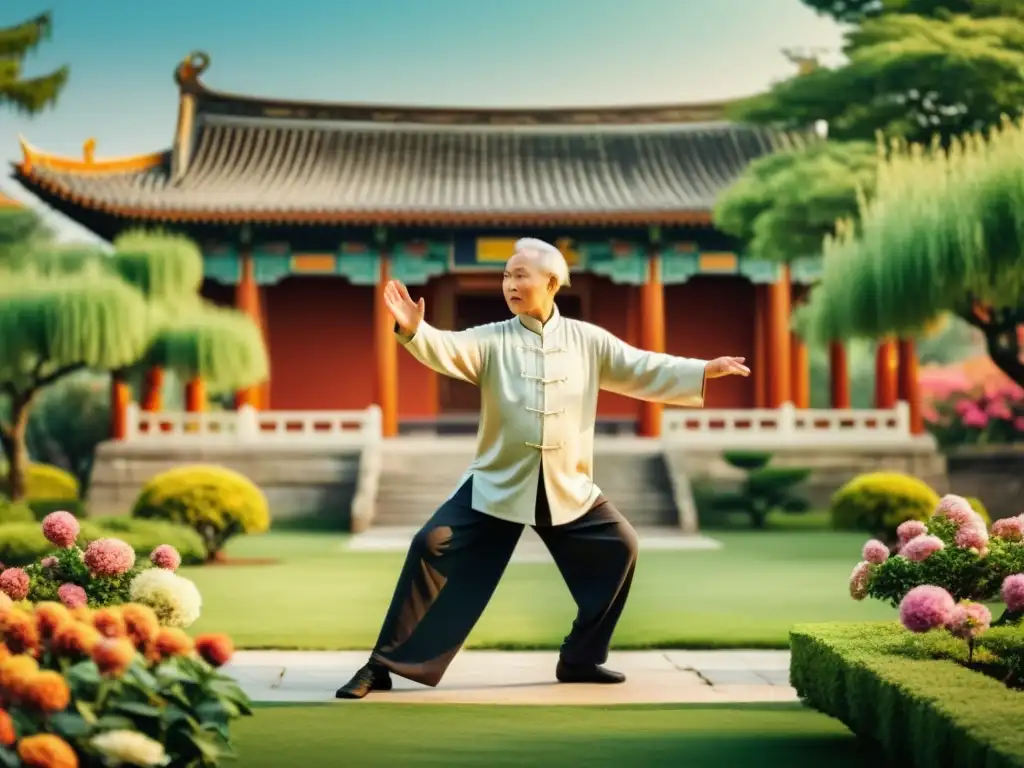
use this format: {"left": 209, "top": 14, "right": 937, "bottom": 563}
{"left": 347, "top": 527, "right": 722, "bottom": 563}
{"left": 223, "top": 650, "right": 796, "bottom": 705}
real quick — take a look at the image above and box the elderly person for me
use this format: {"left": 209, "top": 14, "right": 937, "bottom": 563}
{"left": 337, "top": 238, "right": 749, "bottom": 699}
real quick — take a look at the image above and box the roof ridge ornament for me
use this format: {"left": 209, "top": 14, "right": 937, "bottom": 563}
{"left": 175, "top": 51, "right": 210, "bottom": 90}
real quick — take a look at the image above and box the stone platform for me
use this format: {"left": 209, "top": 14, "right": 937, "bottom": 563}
{"left": 223, "top": 650, "right": 796, "bottom": 705}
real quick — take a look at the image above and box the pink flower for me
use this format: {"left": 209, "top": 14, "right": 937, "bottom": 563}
{"left": 57, "top": 583, "right": 87, "bottom": 609}
{"left": 40, "top": 556, "right": 58, "bottom": 569}
{"left": 849, "top": 561, "right": 873, "bottom": 601}
{"left": 901, "top": 535, "right": 945, "bottom": 562}
{"left": 962, "top": 406, "right": 990, "bottom": 429}
{"left": 0, "top": 568, "right": 30, "bottom": 601}
{"left": 862, "top": 539, "right": 889, "bottom": 565}
{"left": 1001, "top": 574, "right": 1024, "bottom": 612}
{"left": 946, "top": 601, "right": 992, "bottom": 640}
{"left": 954, "top": 524, "right": 989, "bottom": 553}
{"left": 954, "top": 398, "right": 978, "bottom": 417}
{"left": 150, "top": 545, "right": 181, "bottom": 572}
{"left": 41, "top": 511, "right": 80, "bottom": 549}
{"left": 897, "top": 520, "right": 927, "bottom": 545}
{"left": 991, "top": 517, "right": 1024, "bottom": 542}
{"left": 83, "top": 538, "right": 136, "bottom": 577}
{"left": 986, "top": 399, "right": 1013, "bottom": 420}
{"left": 934, "top": 495, "right": 984, "bottom": 529}
{"left": 900, "top": 585, "right": 956, "bottom": 633}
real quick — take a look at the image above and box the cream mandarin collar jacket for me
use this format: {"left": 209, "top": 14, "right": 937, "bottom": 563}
{"left": 398, "top": 304, "right": 706, "bottom": 526}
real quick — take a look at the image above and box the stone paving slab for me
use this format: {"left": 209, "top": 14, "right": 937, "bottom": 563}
{"left": 222, "top": 650, "right": 797, "bottom": 705}
{"left": 347, "top": 526, "right": 722, "bottom": 564}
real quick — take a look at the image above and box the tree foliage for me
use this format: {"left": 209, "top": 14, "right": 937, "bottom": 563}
{"left": 714, "top": 141, "right": 878, "bottom": 261}
{"left": 802, "top": 0, "right": 1024, "bottom": 24}
{"left": 731, "top": 13, "right": 1024, "bottom": 146}
{"left": 0, "top": 12, "right": 68, "bottom": 115}
{"left": 800, "top": 118, "right": 1024, "bottom": 385}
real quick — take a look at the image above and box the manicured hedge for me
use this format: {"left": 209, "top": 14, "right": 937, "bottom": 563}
{"left": 790, "top": 622, "right": 1024, "bottom": 768}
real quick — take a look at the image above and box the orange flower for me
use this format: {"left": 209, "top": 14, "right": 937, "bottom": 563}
{"left": 52, "top": 623, "right": 101, "bottom": 661}
{"left": 120, "top": 604, "right": 159, "bottom": 649}
{"left": 0, "top": 655, "right": 39, "bottom": 700}
{"left": 2, "top": 610, "right": 39, "bottom": 655}
{"left": 24, "top": 670, "right": 70, "bottom": 713}
{"left": 195, "top": 634, "right": 234, "bottom": 668}
{"left": 18, "top": 733, "right": 78, "bottom": 768}
{"left": 70, "top": 606, "right": 93, "bottom": 624}
{"left": 34, "top": 603, "right": 71, "bottom": 640}
{"left": 149, "top": 628, "right": 194, "bottom": 662}
{"left": 91, "top": 638, "right": 135, "bottom": 677}
{"left": 91, "top": 608, "right": 126, "bottom": 639}
{"left": 0, "top": 708, "right": 14, "bottom": 747}
{"left": 0, "top": 643, "right": 11, "bottom": 663}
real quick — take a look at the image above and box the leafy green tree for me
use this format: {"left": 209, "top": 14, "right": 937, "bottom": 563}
{"left": 0, "top": 229, "right": 269, "bottom": 502}
{"left": 802, "top": 0, "right": 1023, "bottom": 24}
{"left": 0, "top": 12, "right": 68, "bottom": 115}
{"left": 799, "top": 120, "right": 1024, "bottom": 386}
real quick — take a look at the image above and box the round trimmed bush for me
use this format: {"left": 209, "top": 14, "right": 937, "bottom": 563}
{"left": 0, "top": 497, "right": 35, "bottom": 525}
{"left": 723, "top": 451, "right": 772, "bottom": 471}
{"left": 0, "top": 462, "right": 79, "bottom": 500}
{"left": 830, "top": 471, "right": 939, "bottom": 541}
{"left": 131, "top": 465, "right": 270, "bottom": 559}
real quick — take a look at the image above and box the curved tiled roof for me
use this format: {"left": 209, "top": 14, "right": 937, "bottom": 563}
{"left": 15, "top": 117, "right": 801, "bottom": 226}
{"left": 12, "top": 52, "right": 805, "bottom": 227}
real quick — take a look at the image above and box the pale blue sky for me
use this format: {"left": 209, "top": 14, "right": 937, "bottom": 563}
{"left": 2, "top": 0, "right": 844, "bottom": 241}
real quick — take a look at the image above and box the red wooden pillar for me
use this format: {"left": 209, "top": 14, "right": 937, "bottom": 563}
{"left": 110, "top": 375, "right": 131, "bottom": 440}
{"left": 789, "top": 284, "right": 810, "bottom": 408}
{"left": 233, "top": 250, "right": 264, "bottom": 409}
{"left": 374, "top": 254, "right": 399, "bottom": 437}
{"left": 753, "top": 285, "right": 767, "bottom": 408}
{"left": 829, "top": 340, "right": 851, "bottom": 408}
{"left": 874, "top": 338, "right": 898, "bottom": 408}
{"left": 184, "top": 378, "right": 206, "bottom": 412}
{"left": 638, "top": 254, "right": 666, "bottom": 437}
{"left": 766, "top": 264, "right": 793, "bottom": 407}
{"left": 141, "top": 368, "right": 164, "bottom": 411}
{"left": 897, "top": 338, "right": 924, "bottom": 434}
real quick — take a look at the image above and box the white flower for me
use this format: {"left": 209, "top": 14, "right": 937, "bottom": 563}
{"left": 91, "top": 730, "right": 168, "bottom": 766}
{"left": 129, "top": 568, "right": 202, "bottom": 628}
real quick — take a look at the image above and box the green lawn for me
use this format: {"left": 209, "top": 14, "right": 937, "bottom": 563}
{"left": 231, "top": 703, "right": 879, "bottom": 767}
{"left": 182, "top": 525, "right": 895, "bottom": 650}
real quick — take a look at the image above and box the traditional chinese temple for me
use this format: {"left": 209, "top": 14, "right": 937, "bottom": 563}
{"left": 12, "top": 52, "right": 922, "bottom": 438}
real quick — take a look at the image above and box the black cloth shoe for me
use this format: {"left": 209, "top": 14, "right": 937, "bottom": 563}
{"left": 335, "top": 662, "right": 394, "bottom": 699}
{"left": 555, "top": 659, "right": 626, "bottom": 684}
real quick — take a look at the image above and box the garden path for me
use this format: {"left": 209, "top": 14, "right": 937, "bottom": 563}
{"left": 223, "top": 649, "right": 797, "bottom": 705}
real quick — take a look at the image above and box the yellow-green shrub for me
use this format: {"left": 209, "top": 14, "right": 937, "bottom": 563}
{"left": 131, "top": 465, "right": 270, "bottom": 559}
{"left": 830, "top": 471, "right": 939, "bottom": 541}
{"left": 0, "top": 462, "right": 79, "bottom": 500}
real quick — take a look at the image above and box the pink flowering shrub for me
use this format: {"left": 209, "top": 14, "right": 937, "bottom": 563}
{"left": 0, "top": 512, "right": 202, "bottom": 613}
{"left": 924, "top": 380, "right": 1024, "bottom": 447}
{"left": 850, "top": 496, "right": 1024, "bottom": 628}
{"left": 899, "top": 585, "right": 955, "bottom": 633}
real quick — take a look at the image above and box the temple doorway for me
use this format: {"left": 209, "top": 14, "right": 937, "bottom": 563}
{"left": 440, "top": 292, "right": 583, "bottom": 413}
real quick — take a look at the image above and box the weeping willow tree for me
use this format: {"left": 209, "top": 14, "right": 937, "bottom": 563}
{"left": 801, "top": 116, "right": 1024, "bottom": 385}
{"left": 0, "top": 12, "right": 69, "bottom": 115}
{"left": 0, "top": 230, "right": 268, "bottom": 501}
{"left": 0, "top": 263, "right": 153, "bottom": 499}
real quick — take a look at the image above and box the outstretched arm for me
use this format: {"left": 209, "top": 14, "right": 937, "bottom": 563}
{"left": 595, "top": 327, "right": 750, "bottom": 407}
{"left": 383, "top": 279, "right": 488, "bottom": 385}
{"left": 396, "top": 322, "right": 488, "bottom": 385}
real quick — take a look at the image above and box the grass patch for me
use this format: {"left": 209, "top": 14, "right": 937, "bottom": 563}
{"left": 182, "top": 529, "right": 895, "bottom": 650}
{"left": 790, "top": 621, "right": 1024, "bottom": 768}
{"left": 231, "top": 702, "right": 880, "bottom": 767}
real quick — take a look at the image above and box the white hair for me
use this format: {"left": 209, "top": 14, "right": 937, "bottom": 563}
{"left": 513, "top": 238, "right": 571, "bottom": 288}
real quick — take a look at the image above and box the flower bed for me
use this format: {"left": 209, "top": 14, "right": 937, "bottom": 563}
{"left": 790, "top": 622, "right": 1024, "bottom": 768}
{"left": 0, "top": 600, "right": 250, "bottom": 767}
{"left": 0, "top": 512, "right": 202, "bottom": 627}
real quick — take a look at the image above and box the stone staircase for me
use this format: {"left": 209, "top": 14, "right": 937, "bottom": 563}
{"left": 372, "top": 437, "right": 681, "bottom": 528}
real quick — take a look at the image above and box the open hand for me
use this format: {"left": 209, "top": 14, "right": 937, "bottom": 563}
{"left": 384, "top": 279, "right": 425, "bottom": 334}
{"left": 705, "top": 356, "right": 750, "bottom": 379}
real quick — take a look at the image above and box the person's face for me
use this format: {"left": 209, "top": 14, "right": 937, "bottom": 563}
{"left": 503, "top": 251, "right": 557, "bottom": 316}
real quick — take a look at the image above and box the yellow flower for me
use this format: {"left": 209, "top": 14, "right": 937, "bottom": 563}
{"left": 0, "top": 655, "right": 39, "bottom": 700}
{"left": 90, "top": 730, "right": 165, "bottom": 767}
